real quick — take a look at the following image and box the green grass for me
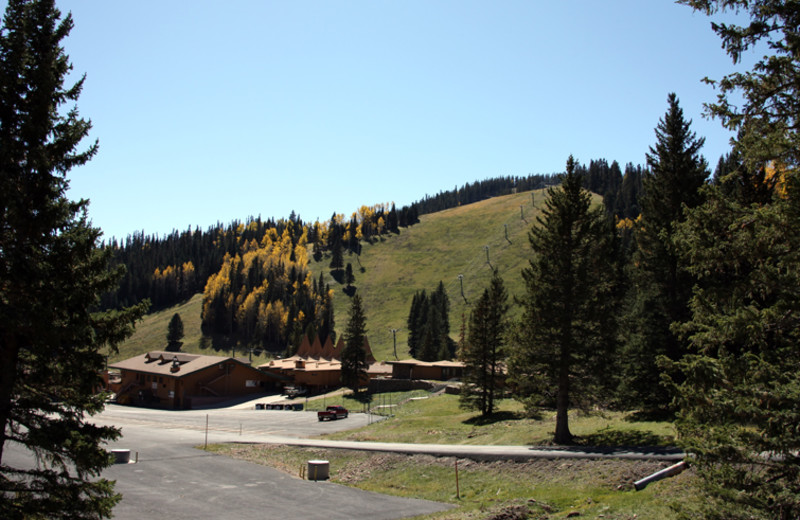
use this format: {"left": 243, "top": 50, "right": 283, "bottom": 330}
{"left": 107, "top": 293, "right": 274, "bottom": 365}
{"left": 114, "top": 189, "right": 602, "bottom": 363}
{"left": 205, "top": 390, "right": 689, "bottom": 518}
{"left": 310, "top": 190, "right": 560, "bottom": 360}
{"left": 318, "top": 392, "right": 676, "bottom": 447}
{"left": 298, "top": 389, "right": 432, "bottom": 413}
{"left": 206, "top": 443, "right": 699, "bottom": 519}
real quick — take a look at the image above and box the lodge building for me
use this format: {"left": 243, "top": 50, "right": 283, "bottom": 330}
{"left": 108, "top": 351, "right": 286, "bottom": 409}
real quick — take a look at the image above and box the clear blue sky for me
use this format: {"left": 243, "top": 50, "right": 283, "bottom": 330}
{"left": 39, "top": 1, "right": 751, "bottom": 240}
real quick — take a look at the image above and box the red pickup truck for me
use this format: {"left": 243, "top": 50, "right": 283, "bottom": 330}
{"left": 317, "top": 405, "right": 348, "bottom": 421}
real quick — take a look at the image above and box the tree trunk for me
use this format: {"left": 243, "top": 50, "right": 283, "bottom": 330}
{"left": 554, "top": 361, "right": 573, "bottom": 444}
{"left": 0, "top": 335, "right": 20, "bottom": 464}
{"left": 487, "top": 365, "right": 494, "bottom": 417}
{"left": 554, "top": 328, "right": 573, "bottom": 444}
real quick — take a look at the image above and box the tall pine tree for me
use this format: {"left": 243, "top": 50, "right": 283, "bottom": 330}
{"left": 0, "top": 2, "right": 147, "bottom": 518}
{"left": 459, "top": 270, "right": 508, "bottom": 417}
{"left": 620, "top": 93, "right": 708, "bottom": 413}
{"left": 341, "top": 293, "right": 368, "bottom": 393}
{"left": 509, "top": 156, "right": 621, "bottom": 444}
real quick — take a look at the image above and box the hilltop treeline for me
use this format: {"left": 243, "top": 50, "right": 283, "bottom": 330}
{"left": 100, "top": 204, "right": 415, "bottom": 312}
{"left": 407, "top": 163, "right": 646, "bottom": 223}
{"left": 409, "top": 174, "right": 558, "bottom": 215}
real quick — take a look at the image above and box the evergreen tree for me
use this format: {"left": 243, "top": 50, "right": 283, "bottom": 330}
{"left": 341, "top": 293, "right": 368, "bottom": 393}
{"left": 668, "top": 2, "right": 800, "bottom": 517}
{"left": 0, "top": 2, "right": 147, "bottom": 518}
{"left": 166, "top": 313, "right": 184, "bottom": 350}
{"left": 387, "top": 202, "right": 399, "bottom": 233}
{"left": 407, "top": 282, "right": 452, "bottom": 361}
{"left": 344, "top": 262, "right": 354, "bottom": 288}
{"left": 406, "top": 290, "right": 427, "bottom": 358}
{"left": 418, "top": 304, "right": 443, "bottom": 362}
{"left": 680, "top": 0, "right": 800, "bottom": 169}
{"left": 616, "top": 163, "right": 644, "bottom": 219}
{"left": 508, "top": 156, "right": 621, "bottom": 444}
{"left": 459, "top": 270, "right": 508, "bottom": 417}
{"left": 620, "top": 93, "right": 708, "bottom": 413}
{"left": 713, "top": 150, "right": 776, "bottom": 206}
{"left": 670, "top": 170, "right": 800, "bottom": 519}
{"left": 329, "top": 238, "right": 344, "bottom": 272}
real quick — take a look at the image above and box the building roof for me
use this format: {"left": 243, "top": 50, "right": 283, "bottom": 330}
{"left": 291, "top": 334, "right": 375, "bottom": 363}
{"left": 109, "top": 351, "right": 263, "bottom": 379}
{"left": 387, "top": 358, "right": 466, "bottom": 368}
{"left": 367, "top": 361, "right": 392, "bottom": 376}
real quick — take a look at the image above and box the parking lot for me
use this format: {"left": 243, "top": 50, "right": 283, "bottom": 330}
{"left": 7, "top": 402, "right": 452, "bottom": 520}
{"left": 93, "top": 401, "right": 375, "bottom": 441}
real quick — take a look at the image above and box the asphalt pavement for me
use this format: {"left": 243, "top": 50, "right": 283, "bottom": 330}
{"left": 7, "top": 398, "right": 684, "bottom": 520}
{"left": 100, "top": 421, "right": 452, "bottom": 520}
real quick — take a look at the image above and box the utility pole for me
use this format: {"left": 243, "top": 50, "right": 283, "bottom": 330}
{"left": 390, "top": 328, "right": 400, "bottom": 360}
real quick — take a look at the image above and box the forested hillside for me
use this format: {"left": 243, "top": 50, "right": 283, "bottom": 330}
{"left": 111, "top": 187, "right": 559, "bottom": 360}
{"left": 101, "top": 162, "right": 643, "bottom": 314}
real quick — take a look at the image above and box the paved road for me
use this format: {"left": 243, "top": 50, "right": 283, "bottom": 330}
{"left": 94, "top": 404, "right": 685, "bottom": 462}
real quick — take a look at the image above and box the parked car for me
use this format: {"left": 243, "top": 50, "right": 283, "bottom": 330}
{"left": 317, "top": 405, "right": 348, "bottom": 421}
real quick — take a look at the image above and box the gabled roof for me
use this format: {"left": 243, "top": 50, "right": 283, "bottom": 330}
{"left": 284, "top": 334, "right": 376, "bottom": 363}
{"left": 320, "top": 336, "right": 337, "bottom": 359}
{"left": 308, "top": 335, "right": 324, "bottom": 358}
{"left": 294, "top": 335, "right": 312, "bottom": 357}
{"left": 109, "top": 351, "right": 263, "bottom": 379}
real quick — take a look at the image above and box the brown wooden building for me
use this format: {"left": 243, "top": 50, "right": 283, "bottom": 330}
{"left": 109, "top": 351, "right": 286, "bottom": 409}
{"left": 387, "top": 359, "right": 465, "bottom": 381}
{"left": 259, "top": 335, "right": 391, "bottom": 393}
